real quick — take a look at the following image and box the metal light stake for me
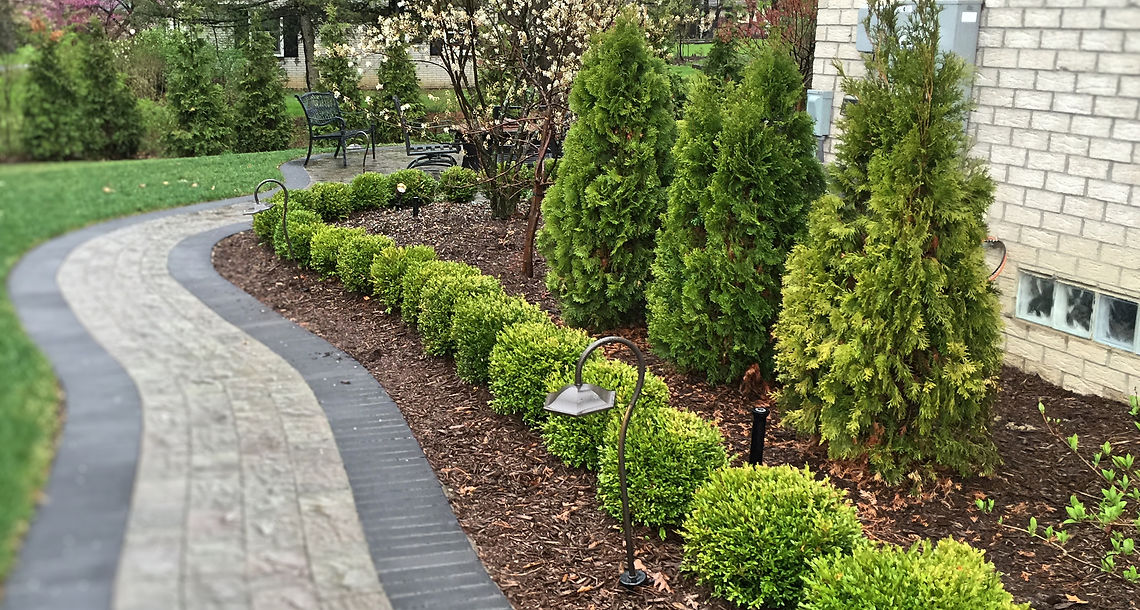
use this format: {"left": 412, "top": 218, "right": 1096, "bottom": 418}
{"left": 252, "top": 178, "right": 292, "bottom": 259}
{"left": 748, "top": 407, "right": 770, "bottom": 465}
{"left": 544, "top": 336, "right": 648, "bottom": 588}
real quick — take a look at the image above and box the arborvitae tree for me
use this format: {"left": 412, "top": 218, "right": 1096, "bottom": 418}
{"left": 647, "top": 46, "right": 824, "bottom": 384}
{"left": 373, "top": 42, "right": 422, "bottom": 143}
{"left": 773, "top": 0, "right": 1002, "bottom": 482}
{"left": 165, "top": 29, "right": 232, "bottom": 157}
{"left": 234, "top": 17, "right": 292, "bottom": 153}
{"left": 22, "top": 32, "right": 86, "bottom": 160}
{"left": 703, "top": 34, "right": 744, "bottom": 85}
{"left": 315, "top": 4, "right": 363, "bottom": 114}
{"left": 79, "top": 21, "right": 142, "bottom": 159}
{"left": 537, "top": 12, "right": 677, "bottom": 328}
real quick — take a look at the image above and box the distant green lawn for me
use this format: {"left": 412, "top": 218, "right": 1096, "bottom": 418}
{"left": 0, "top": 149, "right": 305, "bottom": 585}
{"left": 681, "top": 42, "right": 713, "bottom": 57}
{"left": 667, "top": 63, "right": 702, "bottom": 81}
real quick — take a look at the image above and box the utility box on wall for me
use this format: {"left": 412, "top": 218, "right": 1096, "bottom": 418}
{"left": 805, "top": 90, "right": 834, "bottom": 137}
{"left": 855, "top": 0, "right": 983, "bottom": 67}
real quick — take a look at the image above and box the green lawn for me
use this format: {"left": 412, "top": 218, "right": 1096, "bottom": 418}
{"left": 667, "top": 63, "right": 702, "bottom": 81}
{"left": 680, "top": 42, "right": 713, "bottom": 57}
{"left": 0, "top": 148, "right": 305, "bottom": 584}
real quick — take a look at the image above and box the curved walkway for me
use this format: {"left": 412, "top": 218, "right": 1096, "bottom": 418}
{"left": 5, "top": 158, "right": 509, "bottom": 610}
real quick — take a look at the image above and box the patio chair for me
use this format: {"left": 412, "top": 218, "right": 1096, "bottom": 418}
{"left": 393, "top": 95, "right": 461, "bottom": 170}
{"left": 296, "top": 92, "right": 375, "bottom": 168}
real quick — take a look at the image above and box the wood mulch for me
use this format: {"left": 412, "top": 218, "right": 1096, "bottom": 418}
{"left": 214, "top": 198, "right": 1139, "bottom": 610}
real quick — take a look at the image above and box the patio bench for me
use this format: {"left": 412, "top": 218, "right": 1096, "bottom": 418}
{"left": 393, "top": 95, "right": 461, "bottom": 170}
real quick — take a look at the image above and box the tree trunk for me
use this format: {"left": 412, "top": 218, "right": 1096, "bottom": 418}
{"left": 0, "top": 0, "right": 16, "bottom": 54}
{"left": 522, "top": 125, "right": 555, "bottom": 278}
{"left": 300, "top": 12, "right": 319, "bottom": 90}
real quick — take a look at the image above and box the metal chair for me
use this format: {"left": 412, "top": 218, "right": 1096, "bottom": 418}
{"left": 296, "top": 92, "right": 375, "bottom": 168}
{"left": 393, "top": 95, "right": 460, "bottom": 170}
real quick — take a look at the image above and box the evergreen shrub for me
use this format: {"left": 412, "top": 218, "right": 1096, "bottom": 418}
{"left": 310, "top": 225, "right": 366, "bottom": 276}
{"left": 488, "top": 322, "right": 593, "bottom": 427}
{"left": 800, "top": 538, "right": 1027, "bottom": 610}
{"left": 537, "top": 12, "right": 677, "bottom": 327}
{"left": 437, "top": 166, "right": 480, "bottom": 203}
{"left": 273, "top": 209, "right": 323, "bottom": 266}
{"left": 417, "top": 274, "right": 504, "bottom": 356}
{"left": 387, "top": 168, "right": 438, "bottom": 202}
{"left": 704, "top": 35, "right": 744, "bottom": 84}
{"left": 164, "top": 28, "right": 232, "bottom": 157}
{"left": 234, "top": 18, "right": 291, "bottom": 153}
{"left": 351, "top": 172, "right": 392, "bottom": 210}
{"left": 680, "top": 464, "right": 862, "bottom": 610}
{"left": 22, "top": 33, "right": 86, "bottom": 160}
{"left": 315, "top": 4, "right": 363, "bottom": 113}
{"left": 647, "top": 47, "right": 824, "bottom": 383}
{"left": 370, "top": 245, "right": 438, "bottom": 311}
{"left": 451, "top": 294, "right": 548, "bottom": 385}
{"left": 336, "top": 233, "right": 395, "bottom": 293}
{"left": 598, "top": 406, "right": 727, "bottom": 529}
{"left": 542, "top": 358, "right": 670, "bottom": 470}
{"left": 253, "top": 189, "right": 316, "bottom": 244}
{"left": 308, "top": 182, "right": 354, "bottom": 221}
{"left": 399, "top": 261, "right": 480, "bottom": 325}
{"left": 373, "top": 43, "right": 423, "bottom": 143}
{"left": 79, "top": 23, "right": 142, "bottom": 159}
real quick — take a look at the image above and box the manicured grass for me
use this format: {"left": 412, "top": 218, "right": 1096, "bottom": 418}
{"left": 667, "top": 63, "right": 702, "bottom": 81}
{"left": 681, "top": 42, "right": 712, "bottom": 57}
{"left": 0, "top": 148, "right": 305, "bottom": 584}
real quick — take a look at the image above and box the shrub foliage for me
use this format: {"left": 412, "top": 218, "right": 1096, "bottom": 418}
{"left": 400, "top": 260, "right": 480, "bottom": 325}
{"left": 273, "top": 208, "right": 323, "bottom": 266}
{"left": 451, "top": 294, "right": 548, "bottom": 385}
{"left": 22, "top": 33, "right": 86, "bottom": 160}
{"left": 418, "top": 274, "right": 503, "bottom": 356}
{"left": 308, "top": 182, "right": 354, "bottom": 221}
{"left": 371, "top": 245, "right": 439, "bottom": 311}
{"left": 165, "top": 28, "right": 232, "bottom": 157}
{"left": 336, "top": 233, "right": 396, "bottom": 293}
{"left": 80, "top": 23, "right": 142, "bottom": 159}
{"left": 488, "top": 322, "right": 593, "bottom": 427}
{"left": 234, "top": 19, "right": 291, "bottom": 153}
{"left": 310, "top": 225, "right": 366, "bottom": 277}
{"left": 388, "top": 168, "right": 438, "bottom": 202}
{"left": 351, "top": 172, "right": 392, "bottom": 210}
{"left": 373, "top": 42, "right": 423, "bottom": 143}
{"left": 437, "top": 166, "right": 481, "bottom": 203}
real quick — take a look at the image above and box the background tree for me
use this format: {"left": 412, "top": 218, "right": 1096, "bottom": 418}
{"left": 537, "top": 12, "right": 676, "bottom": 328}
{"left": 164, "top": 27, "right": 232, "bottom": 156}
{"left": 234, "top": 16, "right": 292, "bottom": 153}
{"left": 79, "top": 20, "right": 141, "bottom": 159}
{"left": 372, "top": 41, "right": 422, "bottom": 143}
{"left": 315, "top": 3, "right": 363, "bottom": 113}
{"left": 719, "top": 0, "right": 818, "bottom": 99}
{"left": 648, "top": 45, "right": 823, "bottom": 384}
{"left": 773, "top": 0, "right": 1003, "bottom": 482}
{"left": 21, "top": 29, "right": 86, "bottom": 160}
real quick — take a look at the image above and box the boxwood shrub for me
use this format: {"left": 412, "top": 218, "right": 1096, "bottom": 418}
{"left": 399, "top": 260, "right": 480, "bottom": 325}
{"left": 370, "top": 245, "right": 438, "bottom": 312}
{"left": 437, "top": 166, "right": 480, "bottom": 203}
{"left": 598, "top": 406, "right": 727, "bottom": 529}
{"left": 488, "top": 321, "right": 593, "bottom": 427}
{"left": 388, "top": 168, "right": 438, "bottom": 201}
{"left": 273, "top": 208, "right": 324, "bottom": 267}
{"left": 680, "top": 464, "right": 863, "bottom": 610}
{"left": 336, "top": 233, "right": 396, "bottom": 293}
{"left": 800, "top": 538, "right": 1027, "bottom": 610}
{"left": 350, "top": 172, "right": 392, "bottom": 210}
{"left": 310, "top": 225, "right": 367, "bottom": 277}
{"left": 541, "top": 358, "right": 671, "bottom": 470}
{"left": 417, "top": 273, "right": 504, "bottom": 356}
{"left": 451, "top": 294, "right": 549, "bottom": 385}
{"left": 308, "top": 181, "right": 354, "bottom": 221}
{"left": 253, "top": 188, "right": 317, "bottom": 244}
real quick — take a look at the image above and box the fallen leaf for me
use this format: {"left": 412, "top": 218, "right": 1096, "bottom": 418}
{"left": 102, "top": 186, "right": 113, "bottom": 193}
{"left": 1064, "top": 594, "right": 1089, "bottom": 605}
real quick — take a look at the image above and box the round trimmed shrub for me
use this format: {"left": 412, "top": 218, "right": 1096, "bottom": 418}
{"left": 387, "top": 168, "right": 438, "bottom": 201}
{"left": 541, "top": 358, "right": 670, "bottom": 470}
{"left": 253, "top": 189, "right": 317, "bottom": 244}
{"left": 680, "top": 464, "right": 863, "bottom": 610}
{"left": 488, "top": 322, "right": 593, "bottom": 427}
{"left": 437, "top": 166, "right": 480, "bottom": 203}
{"left": 336, "top": 234, "right": 395, "bottom": 293}
{"left": 451, "top": 294, "right": 549, "bottom": 385}
{"left": 310, "top": 226, "right": 367, "bottom": 277}
{"left": 598, "top": 406, "right": 727, "bottom": 529}
{"left": 800, "top": 538, "right": 1027, "bottom": 610}
{"left": 351, "top": 172, "right": 392, "bottom": 210}
{"left": 273, "top": 209, "right": 323, "bottom": 267}
{"left": 399, "top": 261, "right": 480, "bottom": 325}
{"left": 417, "top": 273, "right": 504, "bottom": 356}
{"left": 370, "top": 245, "right": 438, "bottom": 312}
{"left": 308, "top": 182, "right": 354, "bottom": 221}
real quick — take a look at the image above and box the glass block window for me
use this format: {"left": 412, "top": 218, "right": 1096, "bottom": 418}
{"left": 1016, "top": 274, "right": 1054, "bottom": 324}
{"left": 1056, "top": 283, "right": 1094, "bottom": 338}
{"left": 1016, "top": 272, "right": 1140, "bottom": 354}
{"left": 1096, "top": 295, "right": 1138, "bottom": 351}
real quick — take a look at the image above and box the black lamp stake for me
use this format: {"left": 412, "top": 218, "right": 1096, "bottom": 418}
{"left": 748, "top": 407, "right": 770, "bottom": 465}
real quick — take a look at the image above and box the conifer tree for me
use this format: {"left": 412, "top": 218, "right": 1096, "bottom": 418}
{"left": 79, "top": 21, "right": 141, "bottom": 159}
{"left": 22, "top": 32, "right": 85, "bottom": 160}
{"left": 773, "top": 0, "right": 1002, "bottom": 481}
{"left": 373, "top": 42, "right": 422, "bottom": 143}
{"left": 537, "top": 12, "right": 676, "bottom": 328}
{"left": 703, "top": 34, "right": 743, "bottom": 85}
{"left": 647, "top": 46, "right": 824, "bottom": 384}
{"left": 315, "top": 4, "right": 363, "bottom": 114}
{"left": 165, "top": 28, "right": 232, "bottom": 157}
{"left": 234, "top": 17, "right": 292, "bottom": 153}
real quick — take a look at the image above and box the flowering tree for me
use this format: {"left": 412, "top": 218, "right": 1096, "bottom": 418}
{"left": 719, "top": 0, "right": 817, "bottom": 94}
{"left": 15, "top": 0, "right": 133, "bottom": 36}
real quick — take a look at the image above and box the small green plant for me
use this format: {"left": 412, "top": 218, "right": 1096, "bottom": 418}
{"left": 399, "top": 260, "right": 480, "bottom": 325}
{"left": 542, "top": 358, "right": 670, "bottom": 470}
{"left": 308, "top": 182, "right": 354, "bottom": 221}
{"left": 310, "top": 225, "right": 366, "bottom": 277}
{"left": 437, "top": 166, "right": 481, "bottom": 203}
{"left": 488, "top": 322, "right": 593, "bottom": 426}
{"left": 336, "top": 233, "right": 395, "bottom": 293}
{"left": 370, "top": 245, "right": 438, "bottom": 311}
{"left": 273, "top": 208, "right": 323, "bottom": 266}
{"left": 599, "top": 406, "right": 727, "bottom": 530}
{"left": 417, "top": 273, "right": 503, "bottom": 356}
{"left": 450, "top": 294, "right": 549, "bottom": 385}
{"left": 351, "top": 172, "right": 392, "bottom": 210}
{"left": 800, "top": 538, "right": 1028, "bottom": 610}
{"left": 252, "top": 189, "right": 317, "bottom": 244}
{"left": 388, "top": 168, "right": 438, "bottom": 201}
{"left": 681, "top": 464, "right": 862, "bottom": 609}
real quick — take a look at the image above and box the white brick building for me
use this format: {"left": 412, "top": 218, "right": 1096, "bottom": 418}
{"left": 809, "top": 0, "right": 1140, "bottom": 401}
{"left": 278, "top": 36, "right": 454, "bottom": 90}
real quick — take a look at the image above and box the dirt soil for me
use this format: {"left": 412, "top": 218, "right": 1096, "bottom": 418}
{"left": 214, "top": 199, "right": 1139, "bottom": 610}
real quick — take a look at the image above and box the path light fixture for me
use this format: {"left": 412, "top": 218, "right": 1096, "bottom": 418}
{"left": 394, "top": 181, "right": 422, "bottom": 217}
{"left": 544, "top": 336, "right": 648, "bottom": 588}
{"left": 251, "top": 178, "right": 292, "bottom": 259}
{"left": 748, "top": 407, "right": 770, "bottom": 465}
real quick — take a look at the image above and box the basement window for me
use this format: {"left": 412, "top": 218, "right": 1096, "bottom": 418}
{"left": 1096, "top": 295, "right": 1138, "bottom": 351}
{"left": 1016, "top": 272, "right": 1140, "bottom": 353}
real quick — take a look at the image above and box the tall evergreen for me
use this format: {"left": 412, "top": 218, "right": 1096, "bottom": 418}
{"left": 773, "top": 0, "right": 1002, "bottom": 481}
{"left": 79, "top": 21, "right": 142, "bottom": 159}
{"left": 373, "top": 42, "right": 422, "bottom": 143}
{"left": 537, "top": 12, "right": 677, "bottom": 328}
{"left": 647, "top": 46, "right": 824, "bottom": 384}
{"left": 315, "top": 4, "right": 363, "bottom": 113}
{"left": 22, "top": 32, "right": 85, "bottom": 160}
{"left": 165, "top": 28, "right": 232, "bottom": 157}
{"left": 234, "top": 17, "right": 292, "bottom": 153}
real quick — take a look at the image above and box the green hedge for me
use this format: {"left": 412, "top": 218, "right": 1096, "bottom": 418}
{"left": 801, "top": 538, "right": 1027, "bottom": 610}
{"left": 488, "top": 322, "right": 593, "bottom": 427}
{"left": 273, "top": 208, "right": 323, "bottom": 267}
{"left": 351, "top": 172, "right": 392, "bottom": 210}
{"left": 400, "top": 260, "right": 480, "bottom": 325}
{"left": 451, "top": 294, "right": 548, "bottom": 385}
{"left": 253, "top": 188, "right": 317, "bottom": 244}
{"left": 681, "top": 464, "right": 863, "bottom": 610}
{"left": 388, "top": 168, "right": 438, "bottom": 201}
{"left": 310, "top": 225, "right": 366, "bottom": 277}
{"left": 308, "top": 181, "right": 354, "bottom": 221}
{"left": 336, "top": 233, "right": 396, "bottom": 293}
{"left": 437, "top": 166, "right": 480, "bottom": 203}
{"left": 542, "top": 358, "right": 670, "bottom": 470}
{"left": 417, "top": 273, "right": 504, "bottom": 356}
{"left": 598, "top": 406, "right": 727, "bottom": 529}
{"left": 370, "top": 245, "right": 438, "bottom": 311}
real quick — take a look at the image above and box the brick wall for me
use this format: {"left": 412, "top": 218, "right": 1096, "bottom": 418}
{"left": 811, "top": 0, "right": 1140, "bottom": 401}
{"left": 280, "top": 33, "right": 455, "bottom": 91}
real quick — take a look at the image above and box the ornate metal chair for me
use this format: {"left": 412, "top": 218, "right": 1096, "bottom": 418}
{"left": 393, "top": 95, "right": 461, "bottom": 170}
{"left": 296, "top": 92, "right": 375, "bottom": 168}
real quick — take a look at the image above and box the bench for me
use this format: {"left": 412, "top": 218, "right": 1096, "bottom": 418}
{"left": 393, "top": 95, "right": 461, "bottom": 170}
{"left": 296, "top": 92, "right": 375, "bottom": 168}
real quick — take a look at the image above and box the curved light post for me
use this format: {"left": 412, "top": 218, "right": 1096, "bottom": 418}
{"left": 251, "top": 178, "right": 291, "bottom": 259}
{"left": 543, "top": 336, "right": 648, "bottom": 588}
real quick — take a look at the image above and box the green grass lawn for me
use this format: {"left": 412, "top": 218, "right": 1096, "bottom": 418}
{"left": 667, "top": 63, "right": 702, "bottom": 81}
{"left": 0, "top": 148, "right": 305, "bottom": 584}
{"left": 680, "top": 42, "right": 712, "bottom": 58}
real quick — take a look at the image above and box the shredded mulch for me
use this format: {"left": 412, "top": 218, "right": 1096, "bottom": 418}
{"left": 214, "top": 199, "right": 1139, "bottom": 610}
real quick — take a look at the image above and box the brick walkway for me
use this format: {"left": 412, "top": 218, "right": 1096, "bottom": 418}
{"left": 4, "top": 157, "right": 508, "bottom": 610}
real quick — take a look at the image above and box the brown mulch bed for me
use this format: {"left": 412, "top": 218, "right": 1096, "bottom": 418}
{"left": 214, "top": 199, "right": 1139, "bottom": 610}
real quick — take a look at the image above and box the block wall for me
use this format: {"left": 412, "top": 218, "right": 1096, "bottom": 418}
{"left": 280, "top": 34, "right": 455, "bottom": 91}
